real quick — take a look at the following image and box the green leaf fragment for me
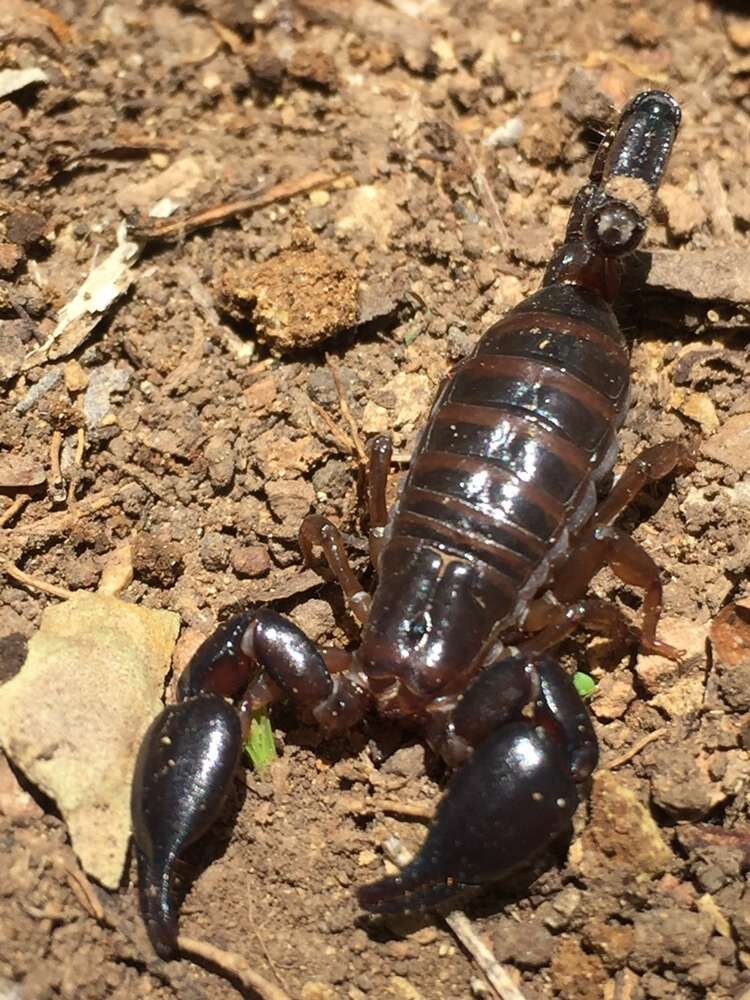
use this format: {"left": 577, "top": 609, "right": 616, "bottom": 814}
{"left": 573, "top": 672, "right": 597, "bottom": 698}
{"left": 243, "top": 708, "right": 277, "bottom": 774}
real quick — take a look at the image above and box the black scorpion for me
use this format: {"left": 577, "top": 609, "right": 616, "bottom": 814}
{"left": 131, "top": 90, "right": 689, "bottom": 958}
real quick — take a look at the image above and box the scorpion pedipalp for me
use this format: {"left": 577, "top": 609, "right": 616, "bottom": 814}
{"left": 358, "top": 657, "right": 597, "bottom": 914}
{"left": 131, "top": 694, "right": 242, "bottom": 958}
{"left": 358, "top": 721, "right": 580, "bottom": 913}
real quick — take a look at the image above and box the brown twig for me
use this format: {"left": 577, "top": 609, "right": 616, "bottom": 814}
{"left": 0, "top": 494, "right": 30, "bottom": 528}
{"left": 176, "top": 935, "right": 292, "bottom": 1000}
{"left": 2, "top": 560, "right": 76, "bottom": 600}
{"left": 309, "top": 399, "right": 357, "bottom": 456}
{"left": 326, "top": 355, "right": 368, "bottom": 465}
{"left": 49, "top": 430, "right": 65, "bottom": 502}
{"left": 130, "top": 169, "right": 340, "bottom": 241}
{"left": 65, "top": 865, "right": 105, "bottom": 922}
{"left": 245, "top": 883, "right": 290, "bottom": 995}
{"left": 603, "top": 727, "right": 667, "bottom": 771}
{"left": 382, "top": 836, "right": 528, "bottom": 1000}
{"left": 342, "top": 797, "right": 435, "bottom": 821}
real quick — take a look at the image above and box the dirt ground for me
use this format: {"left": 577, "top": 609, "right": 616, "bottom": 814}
{"left": 1, "top": 0, "right": 750, "bottom": 998}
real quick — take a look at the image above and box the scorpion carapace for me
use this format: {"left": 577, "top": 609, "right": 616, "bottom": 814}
{"left": 131, "top": 90, "right": 688, "bottom": 956}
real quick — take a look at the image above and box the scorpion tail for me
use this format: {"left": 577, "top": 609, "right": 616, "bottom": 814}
{"left": 131, "top": 694, "right": 242, "bottom": 957}
{"left": 358, "top": 721, "right": 580, "bottom": 914}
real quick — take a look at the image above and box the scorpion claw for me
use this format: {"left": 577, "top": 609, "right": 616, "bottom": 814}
{"left": 131, "top": 694, "right": 242, "bottom": 957}
{"left": 358, "top": 721, "right": 580, "bottom": 914}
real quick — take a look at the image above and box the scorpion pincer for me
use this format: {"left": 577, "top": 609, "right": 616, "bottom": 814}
{"left": 132, "top": 90, "right": 689, "bottom": 958}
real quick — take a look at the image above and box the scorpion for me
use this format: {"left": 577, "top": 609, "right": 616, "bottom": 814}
{"left": 132, "top": 90, "right": 690, "bottom": 959}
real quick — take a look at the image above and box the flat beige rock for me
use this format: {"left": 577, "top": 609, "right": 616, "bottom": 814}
{"left": 0, "top": 593, "right": 179, "bottom": 888}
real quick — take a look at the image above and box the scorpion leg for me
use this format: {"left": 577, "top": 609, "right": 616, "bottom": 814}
{"left": 550, "top": 526, "right": 682, "bottom": 660}
{"left": 590, "top": 440, "right": 694, "bottom": 529}
{"left": 132, "top": 609, "right": 370, "bottom": 957}
{"left": 366, "top": 434, "right": 393, "bottom": 567}
{"left": 358, "top": 656, "right": 596, "bottom": 912}
{"left": 299, "top": 514, "right": 371, "bottom": 624}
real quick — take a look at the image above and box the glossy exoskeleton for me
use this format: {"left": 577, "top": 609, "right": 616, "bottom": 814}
{"left": 132, "top": 90, "right": 688, "bottom": 957}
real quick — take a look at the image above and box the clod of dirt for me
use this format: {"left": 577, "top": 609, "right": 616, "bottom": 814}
{"left": 649, "top": 739, "right": 725, "bottom": 819}
{"left": 288, "top": 48, "right": 339, "bottom": 90}
{"left": 590, "top": 672, "right": 635, "bottom": 721}
{"left": 0, "top": 242, "right": 22, "bottom": 275}
{"left": 492, "top": 915, "right": 555, "bottom": 969}
{"left": 131, "top": 533, "right": 184, "bottom": 588}
{"left": 711, "top": 599, "right": 750, "bottom": 712}
{"left": 0, "top": 453, "right": 46, "bottom": 489}
{"left": 0, "top": 593, "right": 179, "bottom": 886}
{"left": 217, "top": 241, "right": 359, "bottom": 353}
{"left": 0, "top": 753, "right": 43, "bottom": 822}
{"left": 559, "top": 67, "right": 614, "bottom": 123}
{"left": 659, "top": 184, "right": 707, "bottom": 239}
{"left": 629, "top": 907, "right": 714, "bottom": 972}
{"left": 702, "top": 414, "right": 750, "bottom": 473}
{"left": 230, "top": 542, "right": 271, "bottom": 578}
{"left": 4, "top": 209, "right": 47, "bottom": 248}
{"left": 573, "top": 771, "right": 673, "bottom": 880}
{"left": 115, "top": 155, "right": 213, "bottom": 216}
{"left": 550, "top": 937, "right": 607, "bottom": 1000}
{"left": 646, "top": 247, "right": 750, "bottom": 304}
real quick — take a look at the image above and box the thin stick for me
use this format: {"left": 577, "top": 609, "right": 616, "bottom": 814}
{"left": 176, "top": 935, "right": 292, "bottom": 1000}
{"left": 245, "top": 882, "right": 290, "bottom": 995}
{"left": 382, "top": 836, "right": 528, "bottom": 1000}
{"left": 65, "top": 865, "right": 105, "bottom": 922}
{"left": 343, "top": 798, "right": 435, "bottom": 821}
{"left": 326, "top": 355, "right": 368, "bottom": 465}
{"left": 2, "top": 560, "right": 76, "bottom": 599}
{"left": 0, "top": 494, "right": 29, "bottom": 528}
{"left": 131, "top": 170, "right": 340, "bottom": 241}
{"left": 309, "top": 399, "right": 357, "bottom": 456}
{"left": 603, "top": 727, "right": 667, "bottom": 771}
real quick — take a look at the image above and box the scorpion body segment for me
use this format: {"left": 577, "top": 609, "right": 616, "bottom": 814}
{"left": 131, "top": 91, "right": 687, "bottom": 956}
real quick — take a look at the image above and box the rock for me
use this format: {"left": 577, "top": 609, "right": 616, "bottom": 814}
{"left": 230, "top": 543, "right": 271, "bottom": 578}
{"left": 83, "top": 362, "right": 130, "bottom": 430}
{"left": 0, "top": 593, "right": 179, "bottom": 886}
{"left": 289, "top": 599, "right": 336, "bottom": 644}
{"left": 649, "top": 740, "right": 725, "bottom": 818}
{"left": 200, "top": 530, "right": 229, "bottom": 571}
{"left": 574, "top": 771, "right": 674, "bottom": 880}
{"left": 204, "top": 434, "right": 235, "bottom": 492}
{"left": 493, "top": 915, "right": 555, "bottom": 969}
{"left": 629, "top": 908, "right": 713, "bottom": 972}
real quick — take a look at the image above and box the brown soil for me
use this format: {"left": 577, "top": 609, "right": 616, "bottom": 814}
{"left": 1, "top": 1, "right": 750, "bottom": 998}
